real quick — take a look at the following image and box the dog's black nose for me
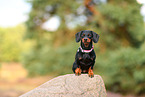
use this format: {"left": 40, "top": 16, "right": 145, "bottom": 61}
{"left": 84, "top": 39, "right": 87, "bottom": 42}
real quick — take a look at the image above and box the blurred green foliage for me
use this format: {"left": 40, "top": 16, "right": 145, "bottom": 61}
{"left": 0, "top": 25, "right": 32, "bottom": 62}
{"left": 23, "top": 0, "right": 145, "bottom": 94}
{"left": 96, "top": 42, "right": 145, "bottom": 94}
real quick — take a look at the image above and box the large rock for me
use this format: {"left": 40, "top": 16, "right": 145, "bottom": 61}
{"left": 20, "top": 74, "right": 106, "bottom": 97}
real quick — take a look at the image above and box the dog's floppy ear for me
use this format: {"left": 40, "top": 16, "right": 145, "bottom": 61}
{"left": 75, "top": 31, "right": 82, "bottom": 42}
{"left": 92, "top": 31, "right": 99, "bottom": 43}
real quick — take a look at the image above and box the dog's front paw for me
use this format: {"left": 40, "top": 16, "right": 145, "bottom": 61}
{"left": 88, "top": 67, "right": 94, "bottom": 78}
{"left": 89, "top": 73, "right": 94, "bottom": 78}
{"left": 75, "top": 68, "right": 81, "bottom": 76}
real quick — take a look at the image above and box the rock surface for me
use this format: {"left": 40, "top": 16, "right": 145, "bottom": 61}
{"left": 20, "top": 74, "right": 106, "bottom": 97}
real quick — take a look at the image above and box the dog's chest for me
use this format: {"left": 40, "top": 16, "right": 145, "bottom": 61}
{"left": 82, "top": 53, "right": 91, "bottom": 60}
{"left": 79, "top": 53, "right": 93, "bottom": 66}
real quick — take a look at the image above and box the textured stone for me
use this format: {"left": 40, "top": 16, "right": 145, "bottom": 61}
{"left": 20, "top": 74, "right": 106, "bottom": 97}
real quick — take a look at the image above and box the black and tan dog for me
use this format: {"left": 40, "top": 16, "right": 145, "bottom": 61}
{"left": 72, "top": 30, "right": 99, "bottom": 78}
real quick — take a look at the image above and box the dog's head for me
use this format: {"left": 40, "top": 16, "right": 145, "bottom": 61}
{"left": 75, "top": 30, "right": 99, "bottom": 48}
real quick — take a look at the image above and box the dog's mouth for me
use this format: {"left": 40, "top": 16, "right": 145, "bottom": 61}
{"left": 84, "top": 42, "right": 90, "bottom": 47}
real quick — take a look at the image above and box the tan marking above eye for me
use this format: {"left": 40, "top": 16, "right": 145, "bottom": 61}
{"left": 83, "top": 34, "right": 85, "bottom": 36}
{"left": 88, "top": 34, "right": 91, "bottom": 37}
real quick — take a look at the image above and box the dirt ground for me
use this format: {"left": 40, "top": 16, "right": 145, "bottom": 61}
{"left": 0, "top": 63, "right": 144, "bottom": 97}
{"left": 0, "top": 75, "right": 53, "bottom": 97}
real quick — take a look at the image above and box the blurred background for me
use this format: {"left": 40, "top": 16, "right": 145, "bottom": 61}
{"left": 0, "top": 0, "right": 145, "bottom": 97}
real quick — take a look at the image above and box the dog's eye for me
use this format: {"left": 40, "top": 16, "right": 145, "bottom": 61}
{"left": 82, "top": 34, "right": 85, "bottom": 36}
{"left": 88, "top": 34, "right": 91, "bottom": 37}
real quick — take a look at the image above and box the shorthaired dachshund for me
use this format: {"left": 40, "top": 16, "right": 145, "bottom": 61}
{"left": 72, "top": 30, "right": 99, "bottom": 78}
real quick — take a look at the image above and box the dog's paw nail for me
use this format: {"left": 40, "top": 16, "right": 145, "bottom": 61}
{"left": 89, "top": 74, "right": 94, "bottom": 78}
{"left": 75, "top": 73, "right": 81, "bottom": 76}
{"left": 76, "top": 73, "right": 80, "bottom": 76}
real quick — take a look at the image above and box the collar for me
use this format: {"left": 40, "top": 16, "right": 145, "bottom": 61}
{"left": 78, "top": 46, "right": 94, "bottom": 53}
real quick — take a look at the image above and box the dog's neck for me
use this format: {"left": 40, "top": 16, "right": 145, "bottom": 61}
{"left": 80, "top": 41, "right": 93, "bottom": 50}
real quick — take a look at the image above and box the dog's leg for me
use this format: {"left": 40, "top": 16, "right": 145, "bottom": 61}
{"left": 75, "top": 66, "right": 81, "bottom": 76}
{"left": 72, "top": 62, "right": 78, "bottom": 72}
{"left": 88, "top": 67, "right": 94, "bottom": 78}
{"left": 72, "top": 62, "right": 81, "bottom": 75}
